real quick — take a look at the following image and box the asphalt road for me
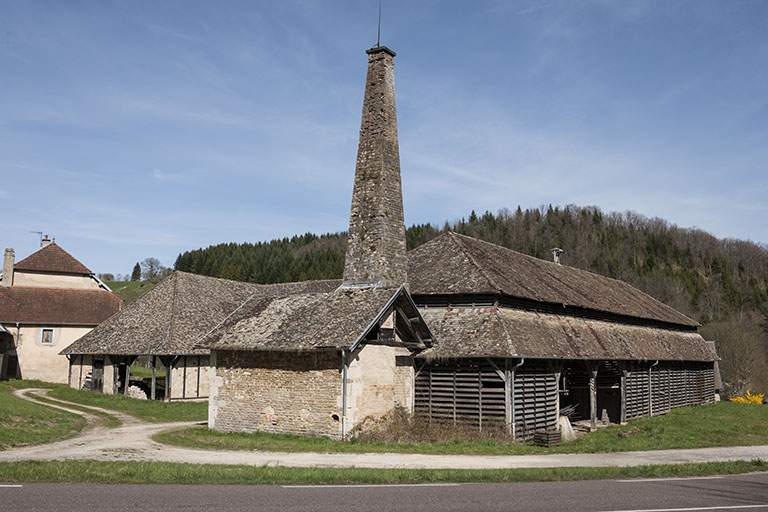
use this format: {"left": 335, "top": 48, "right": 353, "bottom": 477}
{"left": 3, "top": 472, "right": 768, "bottom": 512}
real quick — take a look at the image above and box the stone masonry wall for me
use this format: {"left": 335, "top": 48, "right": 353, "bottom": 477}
{"left": 210, "top": 350, "right": 343, "bottom": 438}
{"left": 343, "top": 46, "right": 407, "bottom": 289}
{"left": 345, "top": 344, "right": 413, "bottom": 427}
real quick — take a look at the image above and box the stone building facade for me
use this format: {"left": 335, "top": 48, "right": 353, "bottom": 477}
{"left": 0, "top": 240, "right": 121, "bottom": 383}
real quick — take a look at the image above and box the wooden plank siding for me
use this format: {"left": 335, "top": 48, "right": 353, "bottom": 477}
{"left": 626, "top": 361, "right": 716, "bottom": 419}
{"left": 415, "top": 358, "right": 716, "bottom": 440}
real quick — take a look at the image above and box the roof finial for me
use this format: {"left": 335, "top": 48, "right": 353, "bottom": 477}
{"left": 377, "top": 0, "right": 382, "bottom": 47}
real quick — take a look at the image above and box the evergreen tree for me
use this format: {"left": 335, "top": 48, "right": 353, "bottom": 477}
{"left": 131, "top": 262, "right": 141, "bottom": 281}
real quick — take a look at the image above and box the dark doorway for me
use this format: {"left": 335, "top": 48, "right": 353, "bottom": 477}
{"left": 4, "top": 355, "right": 19, "bottom": 380}
{"left": 91, "top": 358, "right": 104, "bottom": 392}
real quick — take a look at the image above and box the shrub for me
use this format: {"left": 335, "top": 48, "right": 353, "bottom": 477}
{"left": 729, "top": 391, "right": 765, "bottom": 404}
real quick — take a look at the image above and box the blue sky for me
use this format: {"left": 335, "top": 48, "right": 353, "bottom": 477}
{"left": 1, "top": 1, "right": 766, "bottom": 276}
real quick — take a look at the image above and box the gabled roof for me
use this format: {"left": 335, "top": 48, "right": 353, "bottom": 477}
{"left": 61, "top": 271, "right": 340, "bottom": 356}
{"left": 14, "top": 243, "right": 92, "bottom": 275}
{"left": 419, "top": 306, "right": 714, "bottom": 362}
{"left": 204, "top": 285, "right": 433, "bottom": 352}
{"left": 0, "top": 287, "right": 122, "bottom": 325}
{"left": 408, "top": 232, "right": 698, "bottom": 328}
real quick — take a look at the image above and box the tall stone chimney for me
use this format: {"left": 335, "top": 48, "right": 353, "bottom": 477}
{"left": 2, "top": 248, "right": 14, "bottom": 288}
{"left": 342, "top": 46, "right": 407, "bottom": 289}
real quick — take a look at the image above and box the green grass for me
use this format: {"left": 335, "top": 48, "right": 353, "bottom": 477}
{"left": 128, "top": 365, "right": 166, "bottom": 379}
{"left": 46, "top": 385, "right": 207, "bottom": 423}
{"left": 28, "top": 394, "right": 122, "bottom": 428}
{"left": 105, "top": 281, "right": 155, "bottom": 303}
{"left": 154, "top": 402, "right": 768, "bottom": 455}
{"left": 0, "top": 459, "right": 765, "bottom": 485}
{"left": 0, "top": 380, "right": 86, "bottom": 450}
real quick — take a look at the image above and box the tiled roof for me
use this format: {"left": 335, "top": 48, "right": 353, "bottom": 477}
{"left": 0, "top": 287, "right": 122, "bottom": 325}
{"left": 419, "top": 306, "right": 714, "bottom": 362}
{"left": 61, "top": 271, "right": 341, "bottom": 355}
{"left": 408, "top": 232, "right": 698, "bottom": 328}
{"left": 14, "top": 243, "right": 92, "bottom": 274}
{"left": 204, "top": 286, "right": 432, "bottom": 351}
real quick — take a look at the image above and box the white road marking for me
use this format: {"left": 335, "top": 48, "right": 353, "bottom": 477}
{"left": 616, "top": 476, "right": 725, "bottom": 483}
{"left": 283, "top": 483, "right": 461, "bottom": 488}
{"left": 599, "top": 504, "right": 768, "bottom": 512}
{"left": 0, "top": 485, "right": 23, "bottom": 488}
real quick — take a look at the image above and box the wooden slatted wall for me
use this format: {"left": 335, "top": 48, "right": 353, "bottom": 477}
{"left": 651, "top": 364, "right": 670, "bottom": 415}
{"left": 625, "top": 361, "right": 650, "bottom": 419}
{"left": 414, "top": 359, "right": 505, "bottom": 429}
{"left": 514, "top": 361, "right": 558, "bottom": 441}
{"left": 641, "top": 361, "right": 717, "bottom": 417}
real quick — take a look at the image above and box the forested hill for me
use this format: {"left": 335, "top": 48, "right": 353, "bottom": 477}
{"left": 175, "top": 205, "right": 767, "bottom": 326}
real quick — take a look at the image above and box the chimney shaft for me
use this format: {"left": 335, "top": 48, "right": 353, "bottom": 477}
{"left": 2, "top": 248, "right": 14, "bottom": 288}
{"left": 342, "top": 46, "right": 407, "bottom": 289}
{"left": 41, "top": 235, "right": 52, "bottom": 248}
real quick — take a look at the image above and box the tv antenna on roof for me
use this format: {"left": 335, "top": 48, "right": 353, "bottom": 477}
{"left": 29, "top": 231, "right": 43, "bottom": 247}
{"left": 377, "top": 0, "right": 382, "bottom": 47}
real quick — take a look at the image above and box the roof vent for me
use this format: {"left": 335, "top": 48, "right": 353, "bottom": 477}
{"left": 550, "top": 247, "right": 563, "bottom": 265}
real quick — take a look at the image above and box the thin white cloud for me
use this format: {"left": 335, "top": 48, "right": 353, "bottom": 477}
{"left": 152, "top": 169, "right": 185, "bottom": 184}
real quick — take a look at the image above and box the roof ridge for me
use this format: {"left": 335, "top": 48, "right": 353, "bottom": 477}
{"left": 447, "top": 232, "right": 504, "bottom": 293}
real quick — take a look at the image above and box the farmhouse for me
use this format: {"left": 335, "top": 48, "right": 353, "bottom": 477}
{"left": 0, "top": 239, "right": 122, "bottom": 382}
{"left": 62, "top": 45, "right": 717, "bottom": 440}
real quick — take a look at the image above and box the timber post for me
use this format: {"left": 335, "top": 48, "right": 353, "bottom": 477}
{"left": 151, "top": 355, "right": 156, "bottom": 400}
{"left": 620, "top": 362, "right": 627, "bottom": 424}
{"left": 587, "top": 361, "right": 598, "bottom": 432}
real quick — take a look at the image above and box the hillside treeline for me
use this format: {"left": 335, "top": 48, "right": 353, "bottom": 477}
{"left": 174, "top": 204, "right": 768, "bottom": 396}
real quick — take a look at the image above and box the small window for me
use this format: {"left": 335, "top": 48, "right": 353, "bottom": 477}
{"left": 41, "top": 329, "right": 54, "bottom": 344}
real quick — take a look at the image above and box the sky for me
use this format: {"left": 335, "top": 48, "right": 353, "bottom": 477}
{"left": 1, "top": 1, "right": 766, "bottom": 276}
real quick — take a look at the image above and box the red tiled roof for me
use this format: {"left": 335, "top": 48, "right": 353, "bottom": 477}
{"left": 0, "top": 287, "right": 122, "bottom": 325}
{"left": 14, "top": 243, "right": 92, "bottom": 275}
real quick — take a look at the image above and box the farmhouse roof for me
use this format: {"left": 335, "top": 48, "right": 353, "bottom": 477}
{"left": 61, "top": 271, "right": 340, "bottom": 356}
{"left": 204, "top": 285, "right": 433, "bottom": 352}
{"left": 408, "top": 232, "right": 698, "bottom": 328}
{"left": 419, "top": 306, "right": 714, "bottom": 362}
{"left": 14, "top": 242, "right": 92, "bottom": 275}
{"left": 0, "top": 287, "right": 122, "bottom": 326}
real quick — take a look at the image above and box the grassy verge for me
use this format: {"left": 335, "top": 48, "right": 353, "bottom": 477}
{"left": 0, "top": 459, "right": 765, "bottom": 485}
{"left": 154, "top": 402, "right": 768, "bottom": 455}
{"left": 0, "top": 380, "right": 85, "bottom": 450}
{"left": 105, "top": 281, "right": 155, "bottom": 303}
{"left": 27, "top": 394, "right": 122, "bottom": 428}
{"left": 47, "top": 385, "right": 207, "bottom": 423}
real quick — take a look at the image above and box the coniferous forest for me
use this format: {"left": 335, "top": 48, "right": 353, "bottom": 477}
{"left": 174, "top": 205, "right": 768, "bottom": 397}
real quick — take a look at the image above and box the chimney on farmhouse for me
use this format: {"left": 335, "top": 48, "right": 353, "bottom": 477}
{"left": 2, "top": 248, "right": 14, "bottom": 288}
{"left": 342, "top": 46, "right": 408, "bottom": 289}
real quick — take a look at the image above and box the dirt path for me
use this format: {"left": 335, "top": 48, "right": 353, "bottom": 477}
{"left": 3, "top": 388, "right": 768, "bottom": 470}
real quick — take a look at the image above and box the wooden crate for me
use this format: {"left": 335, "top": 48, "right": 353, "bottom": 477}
{"left": 533, "top": 430, "right": 562, "bottom": 447}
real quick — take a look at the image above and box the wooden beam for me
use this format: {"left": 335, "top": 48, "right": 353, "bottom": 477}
{"left": 586, "top": 361, "right": 598, "bottom": 432}
{"left": 182, "top": 356, "right": 187, "bottom": 399}
{"left": 485, "top": 358, "right": 507, "bottom": 382}
{"left": 151, "top": 355, "right": 156, "bottom": 401}
{"left": 397, "top": 310, "right": 422, "bottom": 344}
{"left": 124, "top": 361, "right": 131, "bottom": 396}
{"left": 620, "top": 363, "right": 627, "bottom": 424}
{"left": 196, "top": 355, "right": 201, "bottom": 399}
{"left": 504, "top": 359, "right": 512, "bottom": 436}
